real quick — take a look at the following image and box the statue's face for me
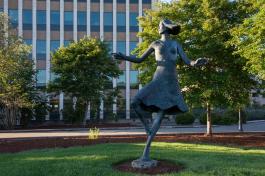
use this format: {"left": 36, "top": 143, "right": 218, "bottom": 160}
{"left": 158, "top": 22, "right": 166, "bottom": 34}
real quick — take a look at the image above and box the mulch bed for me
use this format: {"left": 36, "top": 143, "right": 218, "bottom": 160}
{"left": 113, "top": 159, "right": 184, "bottom": 175}
{"left": 0, "top": 132, "right": 265, "bottom": 153}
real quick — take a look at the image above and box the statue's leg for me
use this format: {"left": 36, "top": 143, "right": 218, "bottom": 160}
{"left": 132, "top": 101, "right": 151, "bottom": 135}
{"left": 132, "top": 100, "right": 151, "bottom": 135}
{"left": 141, "top": 110, "right": 164, "bottom": 161}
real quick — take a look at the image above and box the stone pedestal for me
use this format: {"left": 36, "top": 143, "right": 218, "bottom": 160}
{"left": 131, "top": 159, "right": 158, "bottom": 169}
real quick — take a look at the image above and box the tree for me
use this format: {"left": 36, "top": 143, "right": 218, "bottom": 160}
{"left": 136, "top": 0, "right": 256, "bottom": 135}
{"left": 48, "top": 37, "right": 121, "bottom": 123}
{"left": 0, "top": 13, "right": 38, "bottom": 129}
{"left": 227, "top": 0, "right": 264, "bottom": 131}
{"left": 229, "top": 0, "right": 265, "bottom": 80}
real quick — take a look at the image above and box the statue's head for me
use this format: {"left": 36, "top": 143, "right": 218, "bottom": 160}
{"left": 159, "top": 19, "right": 181, "bottom": 35}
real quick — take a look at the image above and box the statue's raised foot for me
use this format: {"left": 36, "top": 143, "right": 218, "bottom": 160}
{"left": 131, "top": 158, "right": 158, "bottom": 169}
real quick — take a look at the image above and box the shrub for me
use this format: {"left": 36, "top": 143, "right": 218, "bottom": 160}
{"left": 63, "top": 100, "right": 85, "bottom": 124}
{"left": 200, "top": 110, "right": 247, "bottom": 125}
{"left": 245, "top": 108, "right": 265, "bottom": 121}
{"left": 223, "top": 110, "right": 247, "bottom": 124}
{"left": 200, "top": 112, "right": 223, "bottom": 125}
{"left": 88, "top": 127, "right": 100, "bottom": 140}
{"left": 175, "top": 112, "right": 195, "bottom": 125}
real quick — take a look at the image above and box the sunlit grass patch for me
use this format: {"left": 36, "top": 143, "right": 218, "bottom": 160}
{"left": 0, "top": 142, "right": 264, "bottom": 176}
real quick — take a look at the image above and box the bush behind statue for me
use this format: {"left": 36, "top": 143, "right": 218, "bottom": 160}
{"left": 200, "top": 110, "right": 247, "bottom": 125}
{"left": 175, "top": 112, "right": 195, "bottom": 125}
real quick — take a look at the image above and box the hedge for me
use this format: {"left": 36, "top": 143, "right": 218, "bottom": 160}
{"left": 175, "top": 112, "right": 195, "bottom": 125}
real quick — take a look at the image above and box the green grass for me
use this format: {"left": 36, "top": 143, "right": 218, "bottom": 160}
{"left": 0, "top": 142, "right": 264, "bottom": 176}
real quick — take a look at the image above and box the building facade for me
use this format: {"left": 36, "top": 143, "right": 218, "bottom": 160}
{"left": 0, "top": 0, "right": 156, "bottom": 121}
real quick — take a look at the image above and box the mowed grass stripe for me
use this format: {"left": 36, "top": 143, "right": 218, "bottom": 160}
{"left": 0, "top": 142, "right": 264, "bottom": 176}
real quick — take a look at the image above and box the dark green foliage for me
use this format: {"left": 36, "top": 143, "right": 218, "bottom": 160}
{"left": 175, "top": 112, "right": 195, "bottom": 125}
{"left": 200, "top": 110, "right": 247, "bottom": 125}
{"left": 246, "top": 108, "right": 265, "bottom": 121}
{"left": 63, "top": 100, "right": 84, "bottom": 124}
{"left": 200, "top": 112, "right": 221, "bottom": 125}
{"left": 136, "top": 0, "right": 256, "bottom": 110}
{"left": 229, "top": 0, "right": 265, "bottom": 80}
{"left": 0, "top": 13, "right": 45, "bottom": 129}
{"left": 224, "top": 110, "right": 247, "bottom": 124}
{"left": 48, "top": 37, "right": 121, "bottom": 122}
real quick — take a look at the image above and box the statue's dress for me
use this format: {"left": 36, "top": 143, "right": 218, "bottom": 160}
{"left": 133, "top": 40, "right": 189, "bottom": 114}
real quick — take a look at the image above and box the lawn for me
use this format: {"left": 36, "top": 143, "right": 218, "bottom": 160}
{"left": 0, "top": 142, "right": 264, "bottom": 176}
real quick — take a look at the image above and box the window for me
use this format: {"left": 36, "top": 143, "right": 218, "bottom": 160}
{"left": 23, "top": 10, "right": 32, "bottom": 30}
{"left": 104, "top": 12, "right": 113, "bottom": 32}
{"left": 24, "top": 39, "right": 32, "bottom": 45}
{"left": 24, "top": 40, "right": 32, "bottom": 59}
{"left": 104, "top": 0, "right": 113, "bottom": 3}
{"left": 130, "top": 70, "right": 138, "bottom": 87}
{"left": 130, "top": 41, "right": 138, "bottom": 53}
{"left": 117, "top": 12, "right": 125, "bottom": 32}
{"left": 130, "top": 0, "right": 138, "bottom": 3}
{"left": 117, "top": 0, "right": 125, "bottom": 3}
{"left": 64, "top": 40, "right": 71, "bottom": 46}
{"left": 117, "top": 41, "right": 126, "bottom": 54}
{"left": 50, "top": 40, "right": 60, "bottom": 52}
{"left": 143, "top": 0, "right": 151, "bottom": 3}
{"left": 9, "top": 9, "right": 18, "bottom": 27}
{"left": 37, "top": 40, "right": 46, "bottom": 54}
{"left": 117, "top": 71, "right": 125, "bottom": 87}
{"left": 91, "top": 12, "right": 100, "bottom": 31}
{"left": 130, "top": 12, "right": 138, "bottom": 32}
{"left": 64, "top": 11, "right": 73, "bottom": 31}
{"left": 77, "top": 11, "right": 86, "bottom": 31}
{"left": 51, "top": 11, "right": 60, "bottom": 30}
{"left": 37, "top": 40, "right": 46, "bottom": 60}
{"left": 37, "top": 10, "right": 46, "bottom": 30}
{"left": 37, "top": 69, "right": 46, "bottom": 85}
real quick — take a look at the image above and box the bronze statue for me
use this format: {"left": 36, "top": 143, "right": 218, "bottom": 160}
{"left": 112, "top": 19, "right": 207, "bottom": 169}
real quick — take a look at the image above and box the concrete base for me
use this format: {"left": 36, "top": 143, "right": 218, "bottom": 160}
{"left": 131, "top": 159, "right": 158, "bottom": 169}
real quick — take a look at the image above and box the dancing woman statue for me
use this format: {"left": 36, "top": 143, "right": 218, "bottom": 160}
{"left": 112, "top": 19, "right": 207, "bottom": 168}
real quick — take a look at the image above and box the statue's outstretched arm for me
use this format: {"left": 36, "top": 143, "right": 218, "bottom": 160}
{"left": 176, "top": 42, "right": 193, "bottom": 66}
{"left": 112, "top": 43, "right": 154, "bottom": 63}
{"left": 177, "top": 42, "right": 208, "bottom": 67}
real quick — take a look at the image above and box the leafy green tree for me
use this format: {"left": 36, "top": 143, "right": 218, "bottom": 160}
{"left": 48, "top": 37, "right": 121, "bottom": 123}
{"left": 229, "top": 0, "right": 265, "bottom": 80}
{"left": 227, "top": 0, "right": 264, "bottom": 131}
{"left": 0, "top": 13, "right": 38, "bottom": 129}
{"left": 135, "top": 0, "right": 256, "bottom": 135}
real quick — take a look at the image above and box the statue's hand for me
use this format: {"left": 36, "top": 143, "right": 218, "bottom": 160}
{"left": 194, "top": 58, "right": 208, "bottom": 67}
{"left": 111, "top": 52, "right": 126, "bottom": 60}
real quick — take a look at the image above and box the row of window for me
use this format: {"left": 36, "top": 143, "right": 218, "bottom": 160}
{"left": 37, "top": 70, "right": 139, "bottom": 86}
{"left": 8, "top": 10, "right": 138, "bottom": 32}
{"left": 49, "top": 0, "right": 151, "bottom": 4}
{"left": 25, "top": 39, "right": 137, "bottom": 58}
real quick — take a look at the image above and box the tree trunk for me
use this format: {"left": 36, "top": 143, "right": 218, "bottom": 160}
{"left": 2, "top": 103, "right": 18, "bottom": 129}
{"left": 238, "top": 108, "right": 243, "bottom": 132}
{"left": 206, "top": 102, "right": 212, "bottom": 136}
{"left": 83, "top": 101, "right": 91, "bottom": 126}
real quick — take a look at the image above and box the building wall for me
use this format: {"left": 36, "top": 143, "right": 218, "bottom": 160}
{"left": 0, "top": 0, "right": 153, "bottom": 120}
